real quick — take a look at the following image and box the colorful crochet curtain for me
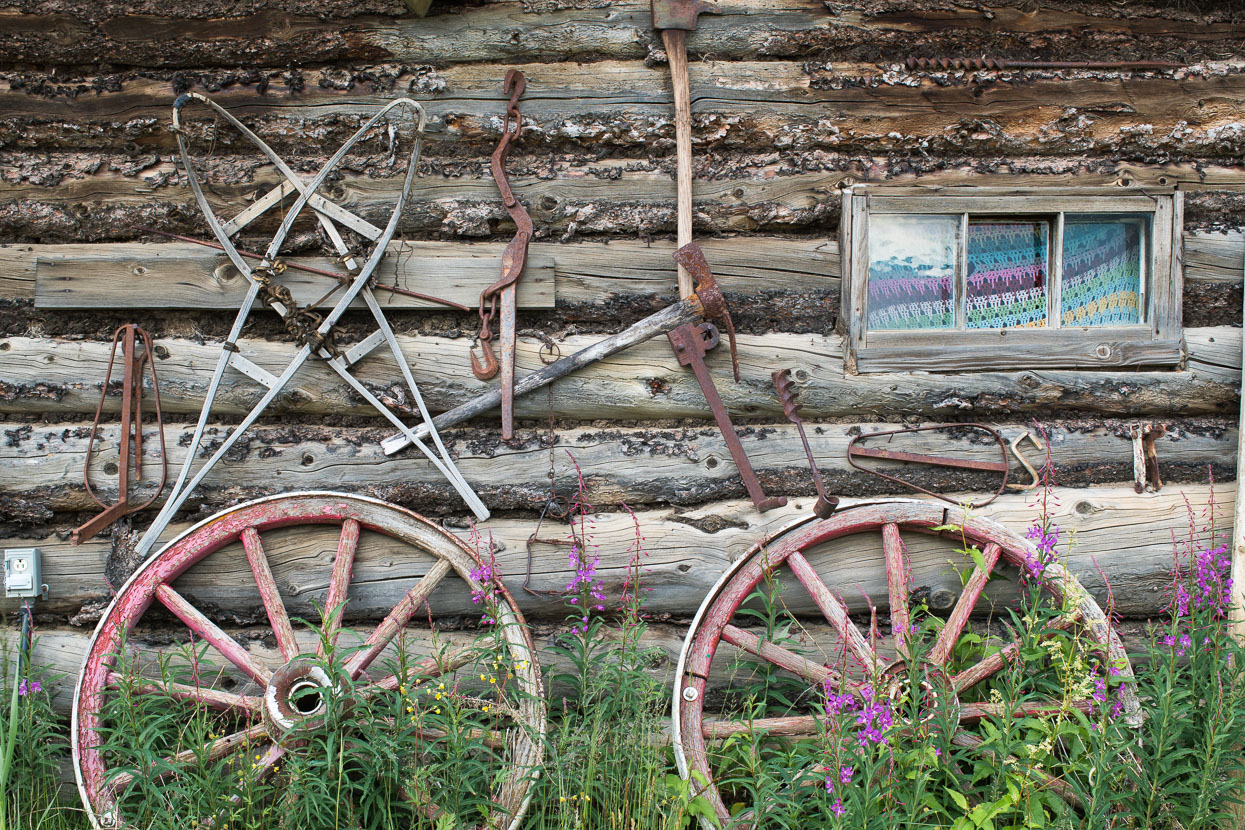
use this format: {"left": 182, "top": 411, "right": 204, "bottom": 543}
{"left": 1060, "top": 221, "right": 1143, "bottom": 326}
{"left": 965, "top": 221, "right": 1049, "bottom": 329}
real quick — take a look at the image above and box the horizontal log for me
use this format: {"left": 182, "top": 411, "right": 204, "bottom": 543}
{"left": 3, "top": 418, "right": 1230, "bottom": 517}
{"left": 5, "top": 157, "right": 1245, "bottom": 246}
{"left": 2, "top": 61, "right": 1245, "bottom": 160}
{"left": 3, "top": 0, "right": 1239, "bottom": 69}
{"left": 31, "top": 242, "right": 555, "bottom": 311}
{"left": 1, "top": 486, "right": 1226, "bottom": 630}
{"left": 0, "top": 328, "right": 1238, "bottom": 420}
{"left": 4, "top": 231, "right": 1238, "bottom": 309}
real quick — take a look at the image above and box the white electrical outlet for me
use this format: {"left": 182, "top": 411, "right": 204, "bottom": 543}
{"left": 4, "top": 548, "right": 43, "bottom": 599}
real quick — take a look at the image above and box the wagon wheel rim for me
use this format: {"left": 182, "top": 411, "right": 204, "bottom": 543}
{"left": 671, "top": 499, "right": 1138, "bottom": 827}
{"left": 71, "top": 492, "right": 546, "bottom": 830}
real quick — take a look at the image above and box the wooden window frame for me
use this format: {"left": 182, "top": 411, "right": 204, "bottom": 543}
{"left": 841, "top": 186, "right": 1184, "bottom": 374}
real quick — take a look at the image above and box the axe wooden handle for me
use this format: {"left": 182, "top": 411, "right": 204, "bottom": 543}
{"left": 662, "top": 27, "right": 695, "bottom": 299}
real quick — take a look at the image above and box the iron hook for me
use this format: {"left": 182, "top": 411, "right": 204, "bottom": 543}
{"left": 470, "top": 335, "right": 499, "bottom": 380}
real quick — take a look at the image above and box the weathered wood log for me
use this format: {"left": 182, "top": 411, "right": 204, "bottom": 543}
{"left": 3, "top": 62, "right": 1245, "bottom": 160}
{"left": 5, "top": 160, "right": 1244, "bottom": 245}
{"left": 1, "top": 486, "right": 1226, "bottom": 630}
{"left": 5, "top": 232, "right": 1238, "bottom": 309}
{"left": 3, "top": 0, "right": 1239, "bottom": 69}
{"left": 30, "top": 242, "right": 555, "bottom": 311}
{"left": 0, "top": 328, "right": 1238, "bottom": 420}
{"left": 2, "top": 418, "right": 1230, "bottom": 517}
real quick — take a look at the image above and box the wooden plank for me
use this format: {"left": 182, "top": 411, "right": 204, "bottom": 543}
{"left": 855, "top": 338, "right": 1184, "bottom": 374}
{"left": 32, "top": 242, "right": 555, "bottom": 310}
{"left": 3, "top": 418, "right": 1230, "bottom": 515}
{"left": 1, "top": 486, "right": 1230, "bottom": 624}
{"left": 2, "top": 230, "right": 1236, "bottom": 307}
{"left": 1186, "top": 327, "right": 1242, "bottom": 383}
{"left": 869, "top": 195, "right": 1161, "bottom": 214}
{"left": 0, "top": 328, "right": 1238, "bottom": 420}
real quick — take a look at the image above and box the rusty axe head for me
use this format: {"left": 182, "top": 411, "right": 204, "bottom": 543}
{"left": 651, "top": 0, "right": 720, "bottom": 32}
{"left": 675, "top": 242, "right": 740, "bottom": 382}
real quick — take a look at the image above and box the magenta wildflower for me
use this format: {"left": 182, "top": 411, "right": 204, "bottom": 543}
{"left": 1092, "top": 674, "right": 1107, "bottom": 703}
{"left": 854, "top": 684, "right": 893, "bottom": 747}
{"left": 1023, "top": 524, "right": 1059, "bottom": 580}
{"left": 830, "top": 797, "right": 846, "bottom": 817}
{"left": 17, "top": 678, "right": 40, "bottom": 696}
{"left": 469, "top": 562, "right": 498, "bottom": 625}
{"left": 839, "top": 765, "right": 853, "bottom": 785}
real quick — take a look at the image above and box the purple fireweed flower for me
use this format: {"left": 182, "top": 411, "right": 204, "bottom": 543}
{"left": 854, "top": 684, "right": 893, "bottom": 747}
{"left": 1092, "top": 674, "right": 1107, "bottom": 703}
{"left": 469, "top": 562, "right": 498, "bottom": 624}
{"left": 1023, "top": 524, "right": 1059, "bottom": 580}
{"left": 839, "top": 765, "right": 854, "bottom": 785}
{"left": 17, "top": 679, "right": 40, "bottom": 696}
{"left": 830, "top": 797, "right": 846, "bottom": 817}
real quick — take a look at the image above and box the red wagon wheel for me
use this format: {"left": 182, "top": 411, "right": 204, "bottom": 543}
{"left": 72, "top": 493, "right": 546, "bottom": 830}
{"left": 672, "top": 499, "right": 1139, "bottom": 826}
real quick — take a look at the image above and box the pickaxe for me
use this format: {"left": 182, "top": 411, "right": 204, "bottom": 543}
{"left": 653, "top": 0, "right": 786, "bottom": 512}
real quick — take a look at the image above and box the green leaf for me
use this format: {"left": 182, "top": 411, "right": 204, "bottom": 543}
{"left": 946, "top": 788, "right": 969, "bottom": 811}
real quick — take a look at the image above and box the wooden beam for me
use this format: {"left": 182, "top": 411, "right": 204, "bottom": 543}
{"left": 2, "top": 487, "right": 1230, "bottom": 624}
{"left": 5, "top": 232, "right": 1236, "bottom": 308}
{"left": 3, "top": 419, "right": 1230, "bottom": 515}
{"left": 0, "top": 328, "right": 1237, "bottom": 420}
{"left": 32, "top": 243, "right": 555, "bottom": 311}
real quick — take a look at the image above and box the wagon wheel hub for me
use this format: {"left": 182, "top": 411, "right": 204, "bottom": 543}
{"left": 263, "top": 658, "right": 339, "bottom": 740}
{"left": 880, "top": 660, "right": 959, "bottom": 731}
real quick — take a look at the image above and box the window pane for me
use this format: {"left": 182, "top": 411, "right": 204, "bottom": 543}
{"left": 1061, "top": 218, "right": 1145, "bottom": 326}
{"left": 867, "top": 214, "right": 958, "bottom": 330}
{"left": 965, "top": 220, "right": 1049, "bottom": 329}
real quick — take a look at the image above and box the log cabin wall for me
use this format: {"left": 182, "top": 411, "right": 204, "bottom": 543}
{"left": 1, "top": 0, "right": 1243, "bottom": 708}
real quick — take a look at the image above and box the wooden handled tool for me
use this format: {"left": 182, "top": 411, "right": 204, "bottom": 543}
{"left": 653, "top": 0, "right": 785, "bottom": 513}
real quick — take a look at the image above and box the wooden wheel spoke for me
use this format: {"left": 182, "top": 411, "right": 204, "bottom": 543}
{"left": 319, "top": 518, "right": 360, "bottom": 656}
{"left": 242, "top": 527, "right": 299, "bottom": 662}
{"left": 364, "top": 644, "right": 478, "bottom": 693}
{"left": 345, "top": 559, "right": 453, "bottom": 679}
{"left": 721, "top": 624, "right": 842, "bottom": 687}
{"left": 105, "top": 670, "right": 261, "bottom": 713}
{"left": 931, "top": 542, "right": 1002, "bottom": 666}
{"left": 959, "top": 698, "right": 1094, "bottom": 723}
{"left": 109, "top": 723, "right": 268, "bottom": 793}
{"left": 156, "top": 584, "right": 272, "bottom": 685}
{"left": 786, "top": 550, "right": 878, "bottom": 671}
{"left": 881, "top": 523, "right": 912, "bottom": 658}
{"left": 702, "top": 714, "right": 821, "bottom": 741}
{"left": 952, "top": 615, "right": 1078, "bottom": 694}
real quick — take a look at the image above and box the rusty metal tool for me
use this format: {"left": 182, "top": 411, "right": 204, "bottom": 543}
{"left": 471, "top": 69, "right": 533, "bottom": 441}
{"left": 905, "top": 58, "right": 1183, "bottom": 71}
{"left": 772, "top": 369, "right": 837, "bottom": 518}
{"left": 847, "top": 424, "right": 1011, "bottom": 506}
{"left": 382, "top": 243, "right": 732, "bottom": 455}
{"left": 652, "top": 0, "right": 782, "bottom": 513}
{"left": 74, "top": 324, "right": 167, "bottom": 544}
{"left": 666, "top": 249, "right": 786, "bottom": 512}
{"left": 1006, "top": 431, "right": 1045, "bottom": 491}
